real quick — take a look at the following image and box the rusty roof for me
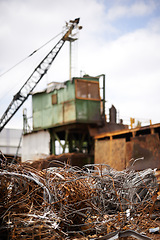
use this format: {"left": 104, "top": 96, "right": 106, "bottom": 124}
{"left": 94, "top": 122, "right": 160, "bottom": 139}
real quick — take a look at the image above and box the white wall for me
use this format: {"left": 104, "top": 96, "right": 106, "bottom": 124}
{"left": 22, "top": 130, "right": 50, "bottom": 162}
{"left": 0, "top": 128, "right": 22, "bottom": 156}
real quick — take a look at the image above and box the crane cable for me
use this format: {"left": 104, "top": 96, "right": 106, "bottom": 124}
{"left": 0, "top": 31, "right": 63, "bottom": 79}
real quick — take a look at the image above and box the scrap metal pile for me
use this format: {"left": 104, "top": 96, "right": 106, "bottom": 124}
{"left": 0, "top": 156, "right": 160, "bottom": 239}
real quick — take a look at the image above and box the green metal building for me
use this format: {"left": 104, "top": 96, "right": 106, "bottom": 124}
{"left": 31, "top": 75, "right": 105, "bottom": 156}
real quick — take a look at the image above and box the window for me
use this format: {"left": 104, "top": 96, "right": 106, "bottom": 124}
{"left": 52, "top": 94, "right": 57, "bottom": 105}
{"left": 76, "top": 79, "right": 100, "bottom": 100}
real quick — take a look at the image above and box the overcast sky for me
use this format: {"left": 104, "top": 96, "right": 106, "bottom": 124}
{"left": 0, "top": 0, "right": 160, "bottom": 129}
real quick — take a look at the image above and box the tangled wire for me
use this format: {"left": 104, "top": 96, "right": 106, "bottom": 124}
{"left": 0, "top": 156, "right": 159, "bottom": 239}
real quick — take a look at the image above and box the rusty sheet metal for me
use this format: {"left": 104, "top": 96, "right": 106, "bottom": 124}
{"left": 64, "top": 100, "right": 76, "bottom": 122}
{"left": 29, "top": 152, "right": 93, "bottom": 170}
{"left": 95, "top": 138, "right": 126, "bottom": 171}
{"left": 88, "top": 123, "right": 128, "bottom": 137}
{"left": 155, "top": 170, "right": 160, "bottom": 183}
{"left": 127, "top": 133, "right": 160, "bottom": 171}
{"left": 126, "top": 140, "right": 133, "bottom": 167}
{"left": 94, "top": 122, "right": 160, "bottom": 140}
{"left": 95, "top": 131, "right": 160, "bottom": 171}
{"left": 93, "top": 230, "right": 152, "bottom": 240}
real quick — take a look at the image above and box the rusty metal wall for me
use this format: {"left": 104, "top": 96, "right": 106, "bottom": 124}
{"left": 95, "top": 133, "right": 160, "bottom": 171}
{"left": 126, "top": 141, "right": 133, "bottom": 168}
{"left": 95, "top": 138, "right": 126, "bottom": 170}
{"left": 126, "top": 133, "right": 160, "bottom": 171}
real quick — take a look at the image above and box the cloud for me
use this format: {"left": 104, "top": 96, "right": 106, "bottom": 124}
{"left": 106, "top": 28, "right": 160, "bottom": 123}
{"left": 148, "top": 16, "right": 160, "bottom": 33}
{"left": 0, "top": 0, "right": 160, "bottom": 129}
{"left": 106, "top": 1, "right": 156, "bottom": 21}
{"left": 78, "top": 21, "right": 160, "bottom": 123}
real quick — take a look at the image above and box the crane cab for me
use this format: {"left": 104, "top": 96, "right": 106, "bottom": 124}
{"left": 32, "top": 75, "right": 103, "bottom": 130}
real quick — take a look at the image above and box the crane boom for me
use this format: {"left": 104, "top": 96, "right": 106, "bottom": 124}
{"left": 0, "top": 18, "right": 80, "bottom": 132}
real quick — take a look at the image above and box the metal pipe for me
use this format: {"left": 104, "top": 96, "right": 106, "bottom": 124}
{"left": 96, "top": 74, "right": 106, "bottom": 121}
{"left": 69, "top": 40, "right": 72, "bottom": 80}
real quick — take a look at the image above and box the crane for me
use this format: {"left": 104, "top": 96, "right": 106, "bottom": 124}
{"left": 0, "top": 18, "right": 81, "bottom": 132}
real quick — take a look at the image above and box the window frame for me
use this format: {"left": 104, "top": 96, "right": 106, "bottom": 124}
{"left": 51, "top": 93, "right": 57, "bottom": 105}
{"left": 75, "top": 79, "right": 100, "bottom": 101}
